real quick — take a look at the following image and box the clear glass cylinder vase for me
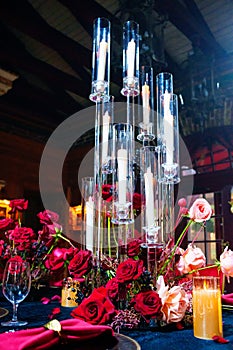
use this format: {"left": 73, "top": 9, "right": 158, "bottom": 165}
{"left": 137, "top": 66, "right": 155, "bottom": 142}
{"left": 81, "top": 177, "right": 95, "bottom": 252}
{"left": 111, "top": 123, "right": 134, "bottom": 225}
{"left": 121, "top": 21, "right": 139, "bottom": 96}
{"left": 89, "top": 17, "right": 110, "bottom": 102}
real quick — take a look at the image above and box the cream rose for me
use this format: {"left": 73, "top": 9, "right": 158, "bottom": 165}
{"left": 220, "top": 246, "right": 233, "bottom": 282}
{"left": 188, "top": 198, "right": 212, "bottom": 222}
{"left": 156, "top": 276, "right": 189, "bottom": 323}
{"left": 182, "top": 244, "right": 206, "bottom": 274}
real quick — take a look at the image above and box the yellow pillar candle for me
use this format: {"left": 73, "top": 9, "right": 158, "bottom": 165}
{"left": 192, "top": 276, "right": 223, "bottom": 340}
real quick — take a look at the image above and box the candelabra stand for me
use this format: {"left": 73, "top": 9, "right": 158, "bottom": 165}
{"left": 86, "top": 17, "right": 180, "bottom": 289}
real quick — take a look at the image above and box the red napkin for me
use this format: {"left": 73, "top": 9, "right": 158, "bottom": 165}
{"left": 222, "top": 293, "right": 233, "bottom": 306}
{"left": 0, "top": 318, "right": 117, "bottom": 350}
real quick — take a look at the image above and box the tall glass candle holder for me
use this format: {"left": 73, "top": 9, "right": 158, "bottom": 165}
{"left": 89, "top": 18, "right": 110, "bottom": 102}
{"left": 156, "top": 72, "right": 173, "bottom": 147}
{"left": 121, "top": 21, "right": 140, "bottom": 97}
{"left": 137, "top": 66, "right": 155, "bottom": 142}
{"left": 159, "top": 93, "right": 180, "bottom": 184}
{"left": 81, "top": 177, "right": 95, "bottom": 252}
{"left": 140, "top": 146, "right": 161, "bottom": 246}
{"left": 100, "top": 96, "right": 114, "bottom": 174}
{"left": 111, "top": 123, "right": 134, "bottom": 225}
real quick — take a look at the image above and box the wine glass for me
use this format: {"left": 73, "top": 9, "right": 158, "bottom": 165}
{"left": 1, "top": 259, "right": 31, "bottom": 327}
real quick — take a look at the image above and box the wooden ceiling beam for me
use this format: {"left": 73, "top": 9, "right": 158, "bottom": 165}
{"left": 9, "top": 78, "right": 81, "bottom": 117}
{"left": 0, "top": 0, "right": 91, "bottom": 82}
{"left": 154, "top": 0, "right": 226, "bottom": 57}
{"left": 0, "top": 24, "right": 91, "bottom": 100}
{"left": 58, "top": 0, "right": 120, "bottom": 35}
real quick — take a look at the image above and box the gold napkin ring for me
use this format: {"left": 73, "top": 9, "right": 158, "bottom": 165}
{"left": 44, "top": 319, "right": 62, "bottom": 338}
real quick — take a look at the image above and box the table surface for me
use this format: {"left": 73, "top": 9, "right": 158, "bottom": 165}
{"left": 0, "top": 298, "right": 233, "bottom": 350}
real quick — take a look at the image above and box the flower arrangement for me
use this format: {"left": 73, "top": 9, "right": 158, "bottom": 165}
{"left": 70, "top": 197, "right": 233, "bottom": 331}
{"left": 0, "top": 197, "right": 233, "bottom": 333}
{"left": 0, "top": 199, "right": 90, "bottom": 287}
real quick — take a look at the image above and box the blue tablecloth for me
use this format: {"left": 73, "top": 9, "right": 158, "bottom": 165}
{"left": 0, "top": 298, "right": 233, "bottom": 350}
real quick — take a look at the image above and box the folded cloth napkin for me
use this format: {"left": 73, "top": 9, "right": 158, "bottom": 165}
{"left": 222, "top": 293, "right": 233, "bottom": 306}
{"left": 0, "top": 318, "right": 118, "bottom": 350}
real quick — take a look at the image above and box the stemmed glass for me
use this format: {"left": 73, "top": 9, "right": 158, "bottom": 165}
{"left": 1, "top": 259, "right": 31, "bottom": 327}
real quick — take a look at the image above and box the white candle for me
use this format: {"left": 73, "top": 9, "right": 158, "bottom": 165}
{"left": 117, "top": 148, "right": 127, "bottom": 205}
{"left": 144, "top": 167, "right": 155, "bottom": 227}
{"left": 164, "top": 90, "right": 174, "bottom": 164}
{"left": 127, "top": 39, "right": 135, "bottom": 78}
{"left": 86, "top": 196, "right": 94, "bottom": 252}
{"left": 142, "top": 83, "right": 150, "bottom": 125}
{"left": 97, "top": 39, "right": 108, "bottom": 81}
{"left": 102, "top": 111, "right": 110, "bottom": 164}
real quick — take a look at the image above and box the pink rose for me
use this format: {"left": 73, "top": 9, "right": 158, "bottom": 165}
{"left": 181, "top": 244, "right": 206, "bottom": 274}
{"left": 188, "top": 198, "right": 212, "bottom": 222}
{"left": 220, "top": 247, "right": 233, "bottom": 282}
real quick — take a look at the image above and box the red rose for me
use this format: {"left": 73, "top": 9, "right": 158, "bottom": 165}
{"left": 37, "top": 210, "right": 59, "bottom": 224}
{"left": 8, "top": 255, "right": 23, "bottom": 263}
{"left": 106, "top": 277, "right": 119, "bottom": 300}
{"left": 7, "top": 255, "right": 24, "bottom": 274}
{"left": 0, "top": 240, "right": 4, "bottom": 256}
{"left": 188, "top": 198, "right": 212, "bottom": 223}
{"left": 38, "top": 222, "right": 62, "bottom": 242}
{"left": 116, "top": 258, "right": 144, "bottom": 283}
{"left": 68, "top": 250, "right": 92, "bottom": 278}
{"left": 102, "top": 184, "right": 113, "bottom": 201}
{"left": 6, "top": 227, "right": 36, "bottom": 251}
{"left": 133, "top": 193, "right": 142, "bottom": 210}
{"left": 9, "top": 199, "right": 28, "bottom": 213}
{"left": 131, "top": 290, "right": 162, "bottom": 320}
{"left": 0, "top": 218, "right": 15, "bottom": 231}
{"left": 127, "top": 239, "right": 142, "bottom": 257}
{"left": 45, "top": 247, "right": 75, "bottom": 271}
{"left": 71, "top": 286, "right": 116, "bottom": 325}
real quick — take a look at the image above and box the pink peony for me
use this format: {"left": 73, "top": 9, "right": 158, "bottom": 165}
{"left": 188, "top": 198, "right": 212, "bottom": 222}
{"left": 220, "top": 246, "right": 233, "bottom": 282}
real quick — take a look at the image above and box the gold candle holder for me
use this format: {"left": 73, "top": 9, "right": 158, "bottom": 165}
{"left": 61, "top": 277, "right": 80, "bottom": 307}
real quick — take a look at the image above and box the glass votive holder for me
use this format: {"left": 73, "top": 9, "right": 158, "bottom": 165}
{"left": 192, "top": 276, "right": 223, "bottom": 340}
{"left": 61, "top": 277, "right": 80, "bottom": 307}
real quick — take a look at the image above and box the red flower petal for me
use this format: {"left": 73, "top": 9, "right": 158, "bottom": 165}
{"left": 175, "top": 322, "right": 184, "bottom": 330}
{"left": 41, "top": 297, "right": 51, "bottom": 304}
{"left": 212, "top": 335, "right": 229, "bottom": 343}
{"left": 51, "top": 307, "right": 61, "bottom": 315}
{"left": 51, "top": 295, "right": 61, "bottom": 302}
